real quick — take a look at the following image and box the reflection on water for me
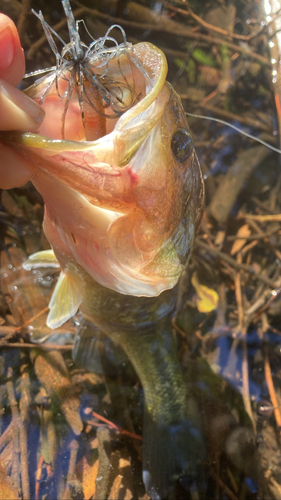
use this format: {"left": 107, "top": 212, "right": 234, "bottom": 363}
{"left": 1, "top": 0, "right": 281, "bottom": 499}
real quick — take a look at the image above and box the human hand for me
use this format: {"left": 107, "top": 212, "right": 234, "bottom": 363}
{"left": 0, "top": 14, "right": 45, "bottom": 188}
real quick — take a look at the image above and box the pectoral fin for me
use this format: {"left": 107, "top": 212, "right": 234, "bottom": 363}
{"left": 47, "top": 271, "right": 83, "bottom": 329}
{"left": 23, "top": 249, "right": 60, "bottom": 270}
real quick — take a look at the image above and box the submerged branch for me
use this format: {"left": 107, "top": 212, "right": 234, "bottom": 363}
{"left": 195, "top": 240, "right": 278, "bottom": 288}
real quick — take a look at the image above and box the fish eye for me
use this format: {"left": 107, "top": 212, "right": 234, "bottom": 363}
{"left": 171, "top": 129, "right": 193, "bottom": 162}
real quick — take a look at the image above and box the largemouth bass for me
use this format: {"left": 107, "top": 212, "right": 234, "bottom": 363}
{"left": 0, "top": 3, "right": 205, "bottom": 497}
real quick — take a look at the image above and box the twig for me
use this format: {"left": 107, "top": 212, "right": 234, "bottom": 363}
{"left": 227, "top": 228, "right": 280, "bottom": 241}
{"left": 171, "top": 317, "right": 188, "bottom": 338}
{"left": 0, "top": 421, "right": 14, "bottom": 451}
{"left": 72, "top": 1, "right": 270, "bottom": 66}
{"left": 210, "top": 467, "right": 239, "bottom": 500}
{"left": 6, "top": 366, "right": 21, "bottom": 493}
{"left": 245, "top": 289, "right": 272, "bottom": 317}
{"left": 195, "top": 240, "right": 277, "bottom": 288}
{"left": 251, "top": 196, "right": 280, "bottom": 214}
{"left": 264, "top": 347, "right": 281, "bottom": 435}
{"left": 0, "top": 342, "right": 73, "bottom": 350}
{"left": 64, "top": 439, "right": 79, "bottom": 500}
{"left": 17, "top": 0, "right": 31, "bottom": 39}
{"left": 238, "top": 213, "right": 281, "bottom": 221}
{"left": 91, "top": 411, "right": 119, "bottom": 429}
{"left": 269, "top": 475, "right": 281, "bottom": 496}
{"left": 0, "top": 306, "right": 49, "bottom": 344}
{"left": 245, "top": 218, "right": 281, "bottom": 261}
{"left": 0, "top": 325, "right": 76, "bottom": 337}
{"left": 85, "top": 411, "right": 142, "bottom": 441}
{"left": 167, "top": 2, "right": 265, "bottom": 41}
{"left": 68, "top": 440, "right": 79, "bottom": 482}
{"left": 198, "top": 103, "right": 272, "bottom": 133}
{"left": 19, "top": 357, "right": 31, "bottom": 500}
{"left": 35, "top": 455, "right": 44, "bottom": 500}
{"left": 235, "top": 256, "right": 245, "bottom": 330}
{"left": 130, "top": 36, "right": 208, "bottom": 60}
{"left": 95, "top": 427, "right": 111, "bottom": 500}
{"left": 0, "top": 382, "right": 5, "bottom": 434}
{"left": 234, "top": 255, "right": 256, "bottom": 432}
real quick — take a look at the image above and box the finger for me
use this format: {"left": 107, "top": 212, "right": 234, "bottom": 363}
{"left": 0, "top": 14, "right": 25, "bottom": 86}
{"left": 0, "top": 144, "right": 36, "bottom": 188}
{"left": 0, "top": 78, "right": 45, "bottom": 131}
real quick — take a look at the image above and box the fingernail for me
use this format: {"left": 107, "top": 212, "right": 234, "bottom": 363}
{"left": 0, "top": 79, "right": 45, "bottom": 131}
{"left": 0, "top": 25, "right": 15, "bottom": 69}
{"left": 1, "top": 79, "right": 45, "bottom": 123}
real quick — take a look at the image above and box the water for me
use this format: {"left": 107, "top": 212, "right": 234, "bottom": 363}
{"left": 0, "top": 1, "right": 281, "bottom": 499}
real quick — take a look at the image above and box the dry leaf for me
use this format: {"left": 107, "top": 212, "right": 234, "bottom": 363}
{"left": 108, "top": 474, "right": 124, "bottom": 499}
{"left": 32, "top": 350, "right": 83, "bottom": 435}
{"left": 230, "top": 224, "right": 251, "bottom": 255}
{"left": 191, "top": 273, "right": 219, "bottom": 313}
{"left": 108, "top": 458, "right": 134, "bottom": 500}
{"left": 0, "top": 460, "right": 18, "bottom": 500}
{"left": 40, "top": 408, "right": 57, "bottom": 465}
{"left": 0, "top": 441, "right": 13, "bottom": 474}
{"left": 76, "top": 454, "right": 99, "bottom": 500}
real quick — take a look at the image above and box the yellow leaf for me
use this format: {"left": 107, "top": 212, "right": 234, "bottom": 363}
{"left": 191, "top": 273, "right": 219, "bottom": 313}
{"left": 230, "top": 224, "right": 251, "bottom": 255}
{"left": 76, "top": 455, "right": 99, "bottom": 500}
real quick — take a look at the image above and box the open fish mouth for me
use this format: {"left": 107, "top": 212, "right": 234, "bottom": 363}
{"left": 14, "top": 34, "right": 170, "bottom": 173}
{"left": 22, "top": 4, "right": 167, "bottom": 144}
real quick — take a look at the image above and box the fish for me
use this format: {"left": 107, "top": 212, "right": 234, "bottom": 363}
{"left": 0, "top": 2, "right": 205, "bottom": 497}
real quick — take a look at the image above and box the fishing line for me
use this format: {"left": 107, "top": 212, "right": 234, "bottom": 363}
{"left": 186, "top": 111, "right": 281, "bottom": 155}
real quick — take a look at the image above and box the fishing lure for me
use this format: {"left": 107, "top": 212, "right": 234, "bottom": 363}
{"left": 26, "top": 0, "right": 141, "bottom": 139}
